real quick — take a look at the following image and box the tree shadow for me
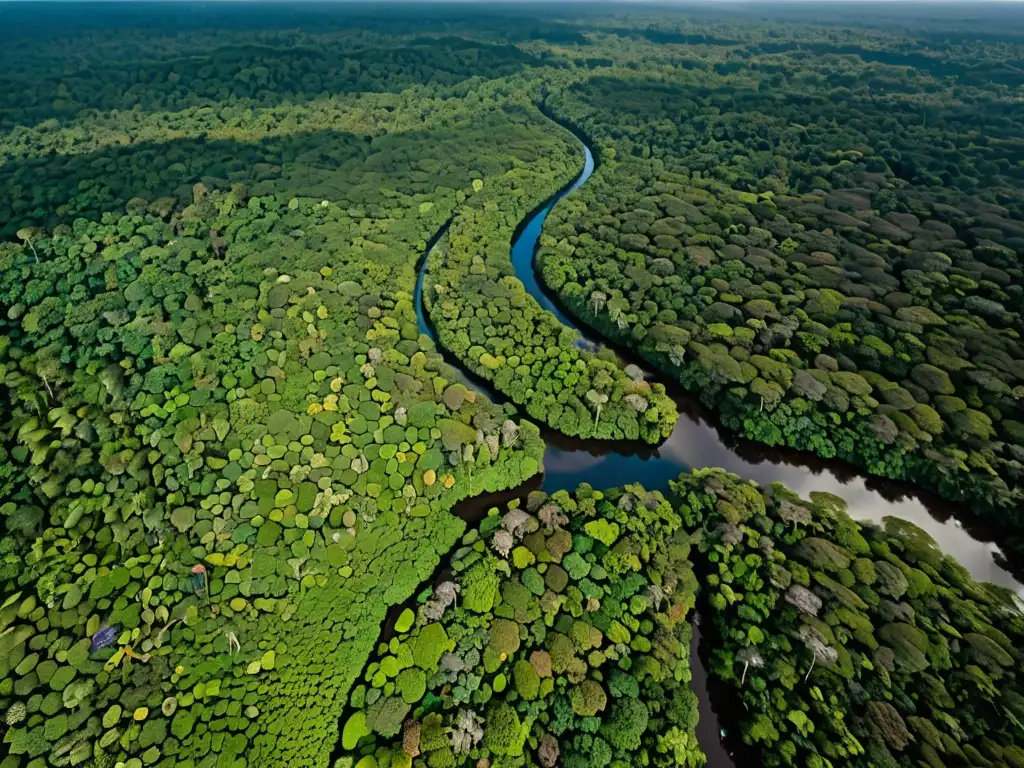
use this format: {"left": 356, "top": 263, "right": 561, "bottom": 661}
{"left": 0, "top": 106, "right": 573, "bottom": 237}
{"left": 0, "top": 19, "right": 552, "bottom": 130}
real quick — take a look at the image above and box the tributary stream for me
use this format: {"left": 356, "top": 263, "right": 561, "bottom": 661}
{"left": 414, "top": 131, "right": 1024, "bottom": 767}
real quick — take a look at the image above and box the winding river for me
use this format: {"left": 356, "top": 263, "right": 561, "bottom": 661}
{"left": 413, "top": 133, "right": 1024, "bottom": 767}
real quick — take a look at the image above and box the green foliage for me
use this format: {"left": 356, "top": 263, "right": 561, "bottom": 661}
{"left": 413, "top": 624, "right": 450, "bottom": 670}
{"left": 337, "top": 484, "right": 704, "bottom": 768}
{"left": 425, "top": 132, "right": 679, "bottom": 445}
{"left": 3, "top": 8, "right": 1024, "bottom": 768}
{"left": 463, "top": 561, "right": 501, "bottom": 614}
{"left": 397, "top": 668, "right": 427, "bottom": 704}
{"left": 570, "top": 680, "right": 608, "bottom": 716}
{"left": 483, "top": 702, "right": 522, "bottom": 757}
{"left": 602, "top": 698, "right": 650, "bottom": 751}
{"left": 342, "top": 713, "right": 370, "bottom": 751}
{"left": 673, "top": 469, "right": 1024, "bottom": 768}
{"left": 0, "top": 14, "right": 552, "bottom": 766}
{"left": 536, "top": 48, "right": 1024, "bottom": 532}
{"left": 513, "top": 659, "right": 541, "bottom": 700}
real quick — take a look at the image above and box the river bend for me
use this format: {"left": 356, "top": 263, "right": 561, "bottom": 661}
{"left": 414, "top": 129, "right": 1024, "bottom": 767}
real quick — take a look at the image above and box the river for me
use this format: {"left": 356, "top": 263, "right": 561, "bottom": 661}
{"left": 414, "top": 130, "right": 1024, "bottom": 768}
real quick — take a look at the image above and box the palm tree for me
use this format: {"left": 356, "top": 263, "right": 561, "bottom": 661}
{"left": 736, "top": 646, "right": 764, "bottom": 686}
{"left": 607, "top": 295, "right": 629, "bottom": 328}
{"left": 668, "top": 345, "right": 686, "bottom": 367}
{"left": 17, "top": 228, "right": 39, "bottom": 263}
{"left": 586, "top": 389, "right": 609, "bottom": 426}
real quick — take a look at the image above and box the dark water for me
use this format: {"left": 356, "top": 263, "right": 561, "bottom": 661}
{"left": 510, "top": 144, "right": 597, "bottom": 334}
{"left": 415, "top": 217, "right": 479, "bottom": 393}
{"left": 414, "top": 218, "right": 450, "bottom": 341}
{"left": 413, "top": 130, "right": 1024, "bottom": 768}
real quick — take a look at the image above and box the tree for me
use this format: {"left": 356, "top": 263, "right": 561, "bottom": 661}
{"left": 513, "top": 659, "right": 540, "bottom": 700}
{"left": 491, "top": 529, "right": 513, "bottom": 558}
{"left": 539, "top": 502, "right": 568, "bottom": 530}
{"left": 366, "top": 696, "right": 411, "bottom": 738}
{"left": 538, "top": 734, "right": 560, "bottom": 768}
{"left": 655, "top": 726, "right": 706, "bottom": 768}
{"left": 570, "top": 680, "right": 607, "bottom": 716}
{"left": 489, "top": 618, "right": 521, "bottom": 657}
{"left": 17, "top": 227, "right": 40, "bottom": 262}
{"left": 607, "top": 295, "right": 630, "bottom": 328}
{"left": 463, "top": 562, "right": 500, "bottom": 613}
{"left": 451, "top": 710, "right": 484, "bottom": 755}
{"left": 910, "top": 363, "right": 954, "bottom": 395}
{"left": 586, "top": 389, "right": 609, "bottom": 426}
{"left": 784, "top": 585, "right": 822, "bottom": 616}
{"left": 798, "top": 623, "right": 838, "bottom": 679}
{"left": 795, "top": 537, "right": 851, "bottom": 571}
{"left": 736, "top": 645, "right": 764, "bottom": 686}
{"left": 777, "top": 501, "right": 812, "bottom": 530}
{"left": 866, "top": 701, "right": 911, "bottom": 751}
{"left": 501, "top": 420, "right": 520, "bottom": 447}
{"left": 33, "top": 347, "right": 62, "bottom": 401}
{"left": 483, "top": 703, "right": 521, "bottom": 757}
{"left": 502, "top": 508, "right": 530, "bottom": 539}
{"left": 403, "top": 719, "right": 421, "bottom": 758}
{"left": 624, "top": 393, "right": 649, "bottom": 413}
{"left": 602, "top": 698, "right": 649, "bottom": 750}
{"left": 423, "top": 581, "right": 460, "bottom": 621}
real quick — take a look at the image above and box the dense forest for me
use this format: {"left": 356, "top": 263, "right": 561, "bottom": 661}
{"left": 537, "top": 43, "right": 1024, "bottom": 532}
{"left": 674, "top": 469, "right": 1024, "bottom": 768}
{"left": 337, "top": 484, "right": 703, "bottom": 768}
{"left": 1, "top": 4, "right": 1023, "bottom": 768}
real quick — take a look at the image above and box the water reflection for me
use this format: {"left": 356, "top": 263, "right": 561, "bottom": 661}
{"left": 541, "top": 393, "right": 1023, "bottom": 596}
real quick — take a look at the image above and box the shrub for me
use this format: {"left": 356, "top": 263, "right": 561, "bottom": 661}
{"left": 489, "top": 619, "right": 522, "bottom": 657}
{"left": 570, "top": 680, "right": 608, "bottom": 716}
{"left": 513, "top": 659, "right": 540, "bottom": 700}
{"left": 483, "top": 703, "right": 522, "bottom": 757}
{"left": 413, "top": 624, "right": 449, "bottom": 670}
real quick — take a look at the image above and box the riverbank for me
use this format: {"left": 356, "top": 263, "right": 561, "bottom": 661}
{"left": 404, "top": 119, "right": 1024, "bottom": 768}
